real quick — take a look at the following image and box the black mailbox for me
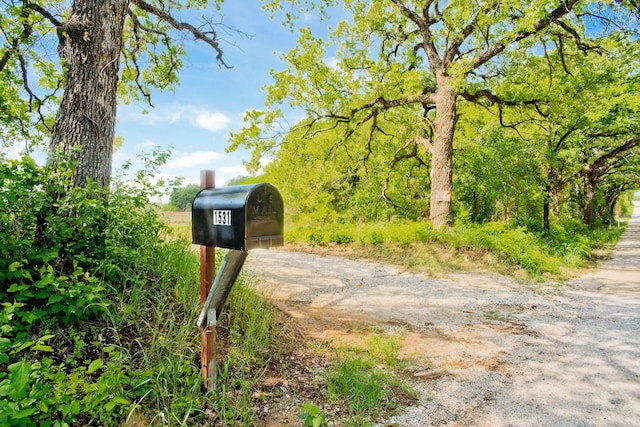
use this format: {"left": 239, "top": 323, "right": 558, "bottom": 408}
{"left": 192, "top": 183, "right": 284, "bottom": 250}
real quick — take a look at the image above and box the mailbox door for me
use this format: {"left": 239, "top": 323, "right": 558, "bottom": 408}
{"left": 192, "top": 183, "right": 284, "bottom": 250}
{"left": 245, "top": 184, "right": 284, "bottom": 249}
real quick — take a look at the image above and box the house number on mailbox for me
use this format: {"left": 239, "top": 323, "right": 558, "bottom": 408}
{"left": 213, "top": 210, "right": 232, "bottom": 226}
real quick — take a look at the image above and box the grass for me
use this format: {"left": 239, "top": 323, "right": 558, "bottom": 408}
{"left": 285, "top": 219, "right": 624, "bottom": 281}
{"left": 160, "top": 210, "right": 192, "bottom": 239}
{"left": 158, "top": 212, "right": 418, "bottom": 426}
{"left": 323, "top": 332, "right": 416, "bottom": 426}
{"left": 162, "top": 209, "right": 624, "bottom": 281}
{"left": 3, "top": 236, "right": 290, "bottom": 426}
{"left": 155, "top": 210, "right": 626, "bottom": 425}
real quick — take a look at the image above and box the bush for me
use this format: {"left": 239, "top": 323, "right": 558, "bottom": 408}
{"left": 329, "top": 229, "right": 355, "bottom": 245}
{"left": 1, "top": 150, "right": 288, "bottom": 425}
{"left": 0, "top": 151, "right": 193, "bottom": 425}
{"left": 1, "top": 157, "right": 107, "bottom": 332}
{"left": 0, "top": 153, "right": 172, "bottom": 330}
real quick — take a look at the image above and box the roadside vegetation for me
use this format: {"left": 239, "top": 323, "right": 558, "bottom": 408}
{"left": 286, "top": 217, "right": 626, "bottom": 282}
{"left": 1, "top": 153, "right": 633, "bottom": 426}
{"left": 0, "top": 155, "right": 288, "bottom": 426}
{"left": 0, "top": 154, "right": 416, "bottom": 426}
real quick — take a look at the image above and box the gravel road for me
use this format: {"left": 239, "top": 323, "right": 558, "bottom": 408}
{"left": 245, "top": 202, "right": 640, "bottom": 426}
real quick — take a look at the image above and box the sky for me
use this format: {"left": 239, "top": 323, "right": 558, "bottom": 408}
{"left": 113, "top": 2, "right": 338, "bottom": 192}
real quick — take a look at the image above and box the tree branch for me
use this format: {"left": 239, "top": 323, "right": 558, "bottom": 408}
{"left": 576, "top": 134, "right": 640, "bottom": 179}
{"left": 445, "top": 0, "right": 501, "bottom": 66}
{"left": 26, "top": 2, "right": 62, "bottom": 27}
{"left": 393, "top": 0, "right": 443, "bottom": 71}
{"left": 553, "top": 19, "right": 603, "bottom": 54}
{"left": 460, "top": 89, "right": 539, "bottom": 107}
{"left": 0, "top": 3, "right": 35, "bottom": 72}
{"left": 131, "top": 0, "right": 230, "bottom": 68}
{"left": 470, "top": 0, "right": 581, "bottom": 71}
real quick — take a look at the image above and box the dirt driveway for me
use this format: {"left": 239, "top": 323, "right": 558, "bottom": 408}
{"left": 244, "top": 202, "right": 640, "bottom": 426}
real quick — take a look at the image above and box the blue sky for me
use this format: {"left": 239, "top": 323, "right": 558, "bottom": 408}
{"left": 114, "top": 2, "right": 337, "bottom": 191}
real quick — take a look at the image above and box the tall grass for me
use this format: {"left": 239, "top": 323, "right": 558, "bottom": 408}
{"left": 286, "top": 219, "right": 624, "bottom": 280}
{"left": 126, "top": 242, "right": 288, "bottom": 425}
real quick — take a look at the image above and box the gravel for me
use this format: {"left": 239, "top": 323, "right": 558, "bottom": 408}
{"left": 245, "top": 202, "right": 640, "bottom": 426}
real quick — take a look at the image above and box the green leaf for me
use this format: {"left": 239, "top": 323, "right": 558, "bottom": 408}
{"left": 0, "top": 380, "right": 12, "bottom": 397}
{"left": 8, "top": 361, "right": 31, "bottom": 401}
{"left": 104, "top": 396, "right": 129, "bottom": 411}
{"left": 47, "top": 294, "right": 63, "bottom": 304}
{"left": 87, "top": 359, "right": 104, "bottom": 374}
{"left": 6, "top": 283, "right": 29, "bottom": 293}
{"left": 10, "top": 406, "right": 37, "bottom": 419}
{"left": 8, "top": 261, "right": 23, "bottom": 272}
{"left": 13, "top": 341, "right": 34, "bottom": 353}
{"left": 0, "top": 338, "right": 11, "bottom": 349}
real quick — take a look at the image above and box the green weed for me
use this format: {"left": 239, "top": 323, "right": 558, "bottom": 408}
{"left": 288, "top": 218, "right": 619, "bottom": 281}
{"left": 299, "top": 403, "right": 328, "bottom": 427}
{"left": 326, "top": 357, "right": 395, "bottom": 423}
{"left": 0, "top": 153, "right": 286, "bottom": 425}
{"left": 322, "top": 332, "right": 411, "bottom": 426}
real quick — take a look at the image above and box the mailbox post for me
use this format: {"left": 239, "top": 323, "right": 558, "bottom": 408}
{"left": 198, "top": 170, "right": 216, "bottom": 390}
{"left": 193, "top": 174, "right": 284, "bottom": 391}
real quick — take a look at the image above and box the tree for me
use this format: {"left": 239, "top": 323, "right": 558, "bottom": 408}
{"left": 1, "top": 0, "right": 230, "bottom": 188}
{"left": 170, "top": 183, "right": 201, "bottom": 211}
{"left": 490, "top": 35, "right": 640, "bottom": 231}
{"left": 231, "top": 0, "right": 639, "bottom": 228}
{"left": 261, "top": 117, "right": 430, "bottom": 223}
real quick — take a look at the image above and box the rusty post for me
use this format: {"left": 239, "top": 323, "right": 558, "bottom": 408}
{"left": 200, "top": 170, "right": 216, "bottom": 390}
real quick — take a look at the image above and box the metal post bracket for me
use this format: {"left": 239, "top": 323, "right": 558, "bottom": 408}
{"left": 197, "top": 249, "right": 248, "bottom": 328}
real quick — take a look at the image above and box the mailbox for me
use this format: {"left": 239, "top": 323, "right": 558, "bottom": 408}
{"left": 192, "top": 183, "right": 284, "bottom": 250}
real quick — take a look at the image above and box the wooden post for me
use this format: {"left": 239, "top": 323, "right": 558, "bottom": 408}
{"left": 200, "top": 170, "right": 216, "bottom": 390}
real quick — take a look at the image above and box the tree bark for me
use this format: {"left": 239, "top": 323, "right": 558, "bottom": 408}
{"left": 49, "top": 0, "right": 129, "bottom": 188}
{"left": 543, "top": 183, "right": 551, "bottom": 235}
{"left": 428, "top": 75, "right": 456, "bottom": 228}
{"left": 582, "top": 173, "right": 601, "bottom": 229}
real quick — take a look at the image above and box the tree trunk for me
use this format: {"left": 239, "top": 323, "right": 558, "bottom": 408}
{"left": 582, "top": 175, "right": 598, "bottom": 229}
{"left": 429, "top": 75, "right": 456, "bottom": 229}
{"left": 543, "top": 183, "right": 551, "bottom": 235}
{"left": 49, "top": 0, "right": 128, "bottom": 188}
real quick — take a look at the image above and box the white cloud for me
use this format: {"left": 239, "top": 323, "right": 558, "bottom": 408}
{"left": 165, "top": 150, "right": 225, "bottom": 168}
{"left": 1, "top": 144, "right": 24, "bottom": 160}
{"left": 219, "top": 164, "right": 248, "bottom": 174}
{"left": 259, "top": 158, "right": 273, "bottom": 167}
{"left": 194, "top": 111, "right": 230, "bottom": 132}
{"left": 135, "top": 139, "right": 158, "bottom": 150}
{"left": 1, "top": 144, "right": 47, "bottom": 164}
{"left": 324, "top": 56, "right": 339, "bottom": 70}
{"left": 120, "top": 104, "right": 230, "bottom": 133}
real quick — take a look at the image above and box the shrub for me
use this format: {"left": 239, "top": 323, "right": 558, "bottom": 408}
{"left": 1, "top": 157, "right": 108, "bottom": 331}
{"left": 309, "top": 230, "right": 328, "bottom": 246}
{"left": 329, "top": 229, "right": 355, "bottom": 245}
{"left": 0, "top": 150, "right": 201, "bottom": 425}
{"left": 0, "top": 152, "right": 174, "bottom": 331}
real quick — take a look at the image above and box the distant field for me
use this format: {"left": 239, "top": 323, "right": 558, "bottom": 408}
{"left": 160, "top": 211, "right": 191, "bottom": 238}
{"left": 160, "top": 211, "right": 191, "bottom": 224}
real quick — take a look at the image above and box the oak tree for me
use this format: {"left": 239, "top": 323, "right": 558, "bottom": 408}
{"left": 491, "top": 35, "right": 640, "bottom": 230}
{"left": 231, "top": 0, "right": 639, "bottom": 228}
{"left": 1, "top": 0, "right": 229, "bottom": 188}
